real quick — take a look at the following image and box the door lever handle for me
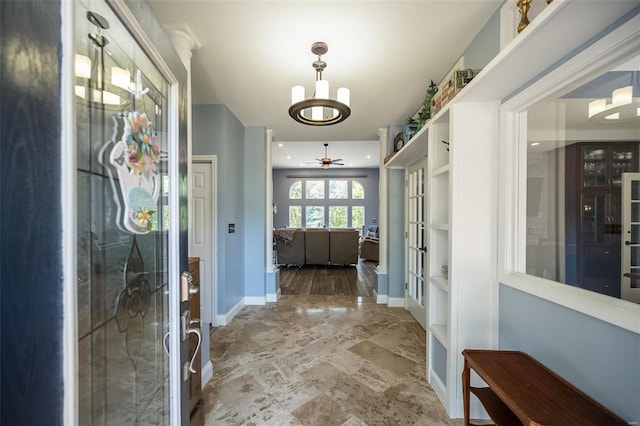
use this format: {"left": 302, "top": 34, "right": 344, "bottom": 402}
{"left": 183, "top": 326, "right": 202, "bottom": 378}
{"left": 625, "top": 240, "right": 637, "bottom": 245}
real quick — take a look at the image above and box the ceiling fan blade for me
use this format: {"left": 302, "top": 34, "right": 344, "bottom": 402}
{"left": 330, "top": 158, "right": 343, "bottom": 163}
{"left": 333, "top": 162, "right": 344, "bottom": 166}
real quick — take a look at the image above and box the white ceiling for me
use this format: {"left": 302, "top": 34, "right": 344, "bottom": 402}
{"left": 148, "top": 0, "right": 503, "bottom": 168}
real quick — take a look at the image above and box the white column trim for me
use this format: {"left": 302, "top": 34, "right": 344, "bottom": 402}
{"left": 266, "top": 129, "right": 276, "bottom": 273}
{"left": 164, "top": 24, "right": 202, "bottom": 250}
{"left": 378, "top": 128, "right": 388, "bottom": 274}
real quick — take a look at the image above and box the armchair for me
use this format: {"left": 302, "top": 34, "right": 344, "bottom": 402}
{"left": 359, "top": 225, "right": 379, "bottom": 262}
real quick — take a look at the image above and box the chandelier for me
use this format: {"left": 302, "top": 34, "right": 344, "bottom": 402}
{"left": 588, "top": 85, "right": 639, "bottom": 122}
{"left": 289, "top": 42, "right": 351, "bottom": 126}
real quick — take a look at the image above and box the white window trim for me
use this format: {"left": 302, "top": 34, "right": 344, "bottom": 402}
{"left": 498, "top": 11, "right": 640, "bottom": 335}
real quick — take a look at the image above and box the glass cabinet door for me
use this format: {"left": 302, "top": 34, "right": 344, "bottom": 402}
{"left": 583, "top": 148, "right": 607, "bottom": 187}
{"left": 610, "top": 148, "right": 634, "bottom": 186}
{"left": 581, "top": 193, "right": 606, "bottom": 244}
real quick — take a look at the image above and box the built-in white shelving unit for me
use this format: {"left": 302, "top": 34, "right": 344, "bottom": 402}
{"left": 386, "top": 101, "right": 498, "bottom": 418}
{"left": 384, "top": 0, "right": 640, "bottom": 419}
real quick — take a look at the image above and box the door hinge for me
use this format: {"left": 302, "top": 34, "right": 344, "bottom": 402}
{"left": 405, "top": 282, "right": 408, "bottom": 290}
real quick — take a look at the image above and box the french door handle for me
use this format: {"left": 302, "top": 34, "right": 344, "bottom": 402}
{"left": 625, "top": 240, "right": 637, "bottom": 245}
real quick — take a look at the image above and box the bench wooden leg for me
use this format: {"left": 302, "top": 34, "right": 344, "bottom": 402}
{"left": 463, "top": 359, "right": 471, "bottom": 426}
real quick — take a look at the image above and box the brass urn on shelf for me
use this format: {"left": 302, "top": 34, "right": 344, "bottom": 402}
{"left": 517, "top": 0, "right": 554, "bottom": 33}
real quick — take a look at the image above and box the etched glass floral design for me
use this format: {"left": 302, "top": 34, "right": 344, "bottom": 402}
{"left": 115, "top": 236, "right": 151, "bottom": 366}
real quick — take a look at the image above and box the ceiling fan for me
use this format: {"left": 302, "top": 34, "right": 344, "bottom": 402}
{"left": 315, "top": 143, "right": 343, "bottom": 169}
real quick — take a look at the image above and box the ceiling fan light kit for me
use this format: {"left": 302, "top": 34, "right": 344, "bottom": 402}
{"left": 289, "top": 42, "right": 351, "bottom": 126}
{"left": 315, "top": 143, "right": 344, "bottom": 169}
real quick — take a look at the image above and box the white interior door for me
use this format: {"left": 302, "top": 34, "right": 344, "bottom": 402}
{"left": 191, "top": 158, "right": 216, "bottom": 324}
{"left": 621, "top": 172, "right": 640, "bottom": 303}
{"left": 406, "top": 158, "right": 428, "bottom": 329}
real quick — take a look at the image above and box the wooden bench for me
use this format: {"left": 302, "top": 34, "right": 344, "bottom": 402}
{"left": 462, "top": 349, "right": 627, "bottom": 426}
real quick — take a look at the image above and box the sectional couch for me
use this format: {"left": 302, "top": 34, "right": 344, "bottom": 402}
{"left": 274, "top": 228, "right": 359, "bottom": 266}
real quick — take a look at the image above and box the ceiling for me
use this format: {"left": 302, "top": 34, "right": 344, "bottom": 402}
{"left": 148, "top": 0, "right": 503, "bottom": 168}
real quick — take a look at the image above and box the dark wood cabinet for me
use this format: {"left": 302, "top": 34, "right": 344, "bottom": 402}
{"left": 565, "top": 142, "right": 638, "bottom": 297}
{"left": 188, "top": 257, "right": 204, "bottom": 426}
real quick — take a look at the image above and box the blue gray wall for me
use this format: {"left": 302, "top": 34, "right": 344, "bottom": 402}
{"left": 272, "top": 168, "right": 379, "bottom": 230}
{"left": 193, "top": 105, "right": 245, "bottom": 315}
{"left": 244, "top": 127, "right": 267, "bottom": 298}
{"left": 387, "top": 169, "right": 406, "bottom": 299}
{"left": 499, "top": 285, "right": 639, "bottom": 421}
{"left": 461, "top": 5, "right": 501, "bottom": 70}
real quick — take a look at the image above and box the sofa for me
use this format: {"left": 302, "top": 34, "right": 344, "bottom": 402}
{"left": 274, "top": 228, "right": 359, "bottom": 266}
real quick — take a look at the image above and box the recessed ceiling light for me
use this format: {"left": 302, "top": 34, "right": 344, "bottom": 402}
{"left": 366, "top": 155, "right": 371, "bottom": 159}
{"left": 286, "top": 155, "right": 291, "bottom": 160}
{"left": 530, "top": 142, "right": 540, "bottom": 146}
{"left": 278, "top": 143, "right": 283, "bottom": 147}
{"left": 349, "top": 163, "right": 353, "bottom": 166}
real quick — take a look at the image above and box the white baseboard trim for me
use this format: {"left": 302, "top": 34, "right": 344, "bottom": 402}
{"left": 387, "top": 297, "right": 405, "bottom": 308}
{"left": 214, "top": 297, "right": 245, "bottom": 326}
{"left": 244, "top": 296, "right": 266, "bottom": 305}
{"left": 266, "top": 288, "right": 280, "bottom": 302}
{"left": 201, "top": 360, "right": 213, "bottom": 388}
{"left": 373, "top": 289, "right": 388, "bottom": 304}
{"left": 214, "top": 314, "right": 226, "bottom": 326}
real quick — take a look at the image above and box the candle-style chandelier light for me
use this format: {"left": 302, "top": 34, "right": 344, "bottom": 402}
{"left": 289, "top": 42, "right": 351, "bottom": 126}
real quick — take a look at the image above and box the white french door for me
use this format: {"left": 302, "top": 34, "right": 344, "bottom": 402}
{"left": 406, "top": 158, "right": 428, "bottom": 329}
{"left": 621, "top": 172, "right": 640, "bottom": 303}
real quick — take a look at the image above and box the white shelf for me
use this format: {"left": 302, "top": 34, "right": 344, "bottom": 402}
{"left": 385, "top": 125, "right": 427, "bottom": 168}
{"left": 431, "top": 223, "right": 449, "bottom": 231}
{"left": 430, "top": 276, "right": 450, "bottom": 292}
{"left": 429, "top": 324, "right": 449, "bottom": 349}
{"left": 449, "top": 0, "right": 638, "bottom": 105}
{"left": 432, "top": 164, "right": 450, "bottom": 177}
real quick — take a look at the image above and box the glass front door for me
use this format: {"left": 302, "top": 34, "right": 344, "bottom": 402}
{"left": 75, "top": 1, "right": 184, "bottom": 423}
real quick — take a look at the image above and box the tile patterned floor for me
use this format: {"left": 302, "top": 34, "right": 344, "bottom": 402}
{"left": 202, "top": 295, "right": 464, "bottom": 425}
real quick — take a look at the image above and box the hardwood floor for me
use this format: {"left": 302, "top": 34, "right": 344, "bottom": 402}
{"left": 279, "top": 259, "right": 377, "bottom": 296}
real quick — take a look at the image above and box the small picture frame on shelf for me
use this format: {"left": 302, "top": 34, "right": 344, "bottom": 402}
{"left": 404, "top": 123, "right": 419, "bottom": 144}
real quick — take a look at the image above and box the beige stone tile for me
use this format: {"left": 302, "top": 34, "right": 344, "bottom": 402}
{"left": 204, "top": 295, "right": 456, "bottom": 426}
{"left": 292, "top": 393, "right": 349, "bottom": 426}
{"left": 348, "top": 340, "right": 416, "bottom": 377}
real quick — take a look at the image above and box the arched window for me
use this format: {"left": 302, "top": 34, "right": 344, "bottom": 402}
{"left": 289, "top": 181, "right": 302, "bottom": 199}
